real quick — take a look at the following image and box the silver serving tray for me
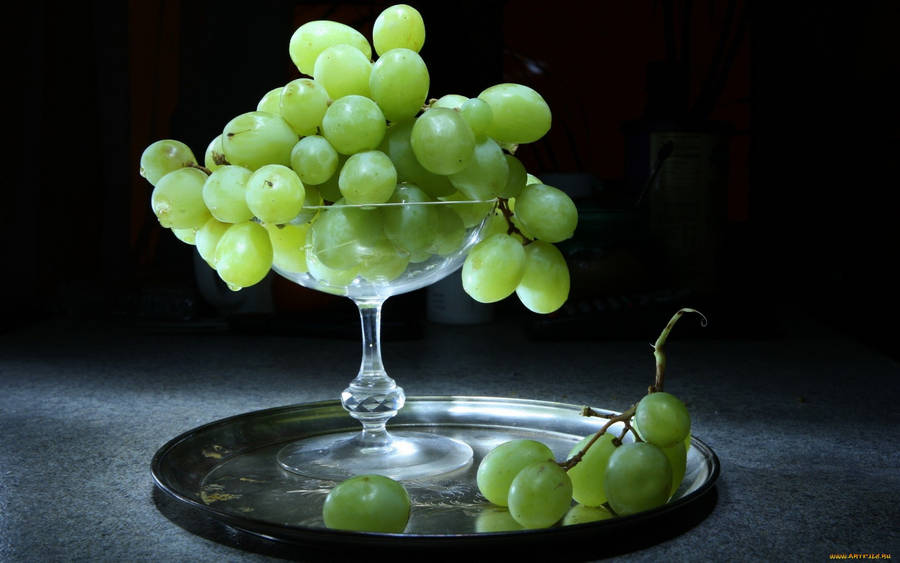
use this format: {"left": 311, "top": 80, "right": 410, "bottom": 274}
{"left": 151, "top": 396, "right": 719, "bottom": 557}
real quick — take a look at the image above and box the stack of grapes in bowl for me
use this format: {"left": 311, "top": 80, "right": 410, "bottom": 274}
{"left": 140, "top": 5, "right": 577, "bottom": 482}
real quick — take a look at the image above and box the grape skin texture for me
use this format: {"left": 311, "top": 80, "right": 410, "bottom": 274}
{"left": 514, "top": 183, "right": 578, "bottom": 243}
{"left": 663, "top": 440, "right": 687, "bottom": 498}
{"left": 289, "top": 20, "right": 372, "bottom": 76}
{"left": 507, "top": 461, "right": 573, "bottom": 529}
{"left": 372, "top": 4, "right": 425, "bottom": 55}
{"left": 322, "top": 474, "right": 410, "bottom": 533}
{"left": 322, "top": 95, "right": 387, "bottom": 155}
{"left": 280, "top": 79, "right": 330, "bottom": 136}
{"left": 150, "top": 167, "right": 210, "bottom": 229}
{"left": 476, "top": 439, "right": 554, "bottom": 506}
{"left": 515, "top": 241, "right": 571, "bottom": 314}
{"left": 202, "top": 165, "right": 253, "bottom": 223}
{"left": 369, "top": 48, "right": 430, "bottom": 122}
{"left": 410, "top": 107, "right": 475, "bottom": 175}
{"left": 566, "top": 432, "right": 616, "bottom": 507}
{"left": 245, "top": 164, "right": 306, "bottom": 224}
{"left": 195, "top": 218, "right": 229, "bottom": 267}
{"left": 461, "top": 233, "right": 526, "bottom": 304}
{"left": 214, "top": 221, "right": 273, "bottom": 290}
{"left": 313, "top": 44, "right": 373, "bottom": 100}
{"left": 634, "top": 391, "right": 691, "bottom": 447}
{"left": 222, "top": 111, "right": 297, "bottom": 171}
{"left": 604, "top": 442, "right": 672, "bottom": 516}
{"left": 338, "top": 150, "right": 397, "bottom": 205}
{"left": 478, "top": 83, "right": 551, "bottom": 144}
{"left": 140, "top": 139, "right": 197, "bottom": 185}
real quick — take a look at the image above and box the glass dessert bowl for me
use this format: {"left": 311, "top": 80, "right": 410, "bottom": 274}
{"left": 272, "top": 197, "right": 497, "bottom": 481}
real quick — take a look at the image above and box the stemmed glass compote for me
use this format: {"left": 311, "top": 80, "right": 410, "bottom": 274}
{"left": 272, "top": 197, "right": 497, "bottom": 481}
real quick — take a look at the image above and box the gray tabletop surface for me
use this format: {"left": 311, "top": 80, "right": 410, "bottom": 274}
{"left": 1, "top": 310, "right": 898, "bottom": 562}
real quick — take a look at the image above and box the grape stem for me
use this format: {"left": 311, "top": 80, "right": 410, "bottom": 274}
{"left": 562, "top": 308, "right": 708, "bottom": 471}
{"left": 497, "top": 198, "right": 534, "bottom": 244}
{"left": 187, "top": 162, "right": 213, "bottom": 175}
{"left": 559, "top": 406, "right": 636, "bottom": 471}
{"left": 649, "top": 308, "right": 708, "bottom": 393}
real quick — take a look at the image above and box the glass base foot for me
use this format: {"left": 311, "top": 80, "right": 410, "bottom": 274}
{"left": 276, "top": 431, "right": 473, "bottom": 481}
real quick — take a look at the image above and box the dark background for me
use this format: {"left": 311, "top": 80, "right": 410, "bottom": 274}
{"left": 11, "top": 0, "right": 900, "bottom": 357}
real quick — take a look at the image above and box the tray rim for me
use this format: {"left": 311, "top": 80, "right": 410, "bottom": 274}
{"left": 151, "top": 395, "right": 720, "bottom": 545}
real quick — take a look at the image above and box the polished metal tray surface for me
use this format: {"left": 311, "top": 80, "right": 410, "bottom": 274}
{"left": 151, "top": 396, "right": 719, "bottom": 553}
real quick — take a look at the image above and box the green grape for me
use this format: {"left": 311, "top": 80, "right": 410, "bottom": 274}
{"left": 310, "top": 205, "right": 385, "bottom": 270}
{"left": 245, "top": 164, "right": 305, "bottom": 224}
{"left": 565, "top": 432, "right": 616, "bottom": 507}
{"left": 222, "top": 111, "right": 297, "bottom": 171}
{"left": 380, "top": 120, "right": 455, "bottom": 197}
{"left": 310, "top": 154, "right": 347, "bottom": 203}
{"left": 280, "top": 78, "right": 330, "bottom": 137}
{"left": 410, "top": 107, "right": 475, "bottom": 175}
{"left": 461, "top": 233, "right": 526, "bottom": 303}
{"left": 562, "top": 504, "right": 615, "bottom": 526}
{"left": 202, "top": 165, "right": 254, "bottom": 223}
{"left": 604, "top": 442, "right": 672, "bottom": 516}
{"left": 265, "top": 222, "right": 309, "bottom": 274}
{"left": 150, "top": 167, "right": 211, "bottom": 229}
{"left": 203, "top": 135, "right": 226, "bottom": 172}
{"left": 373, "top": 4, "right": 425, "bottom": 55}
{"left": 526, "top": 173, "right": 542, "bottom": 185}
{"left": 427, "top": 205, "right": 466, "bottom": 255}
{"left": 383, "top": 184, "right": 437, "bottom": 254}
{"left": 289, "top": 20, "right": 372, "bottom": 77}
{"left": 514, "top": 183, "right": 578, "bottom": 243}
{"left": 322, "top": 474, "right": 410, "bottom": 534}
{"left": 290, "top": 135, "right": 338, "bottom": 186}
{"left": 313, "top": 44, "right": 372, "bottom": 100}
{"left": 634, "top": 391, "right": 691, "bottom": 448}
{"left": 498, "top": 155, "right": 526, "bottom": 199}
{"left": 305, "top": 231, "right": 359, "bottom": 289}
{"left": 357, "top": 238, "right": 410, "bottom": 282}
{"left": 432, "top": 94, "right": 467, "bottom": 109}
{"left": 476, "top": 439, "right": 554, "bottom": 506}
{"left": 140, "top": 139, "right": 197, "bottom": 185}
{"left": 338, "top": 150, "right": 397, "bottom": 205}
{"left": 507, "top": 461, "right": 573, "bottom": 529}
{"left": 321, "top": 95, "right": 387, "bottom": 155}
{"left": 515, "top": 241, "right": 570, "bottom": 314}
{"left": 195, "top": 217, "right": 230, "bottom": 267}
{"left": 171, "top": 227, "right": 197, "bottom": 245}
{"left": 662, "top": 440, "right": 687, "bottom": 499}
{"left": 256, "top": 86, "right": 283, "bottom": 114}
{"left": 448, "top": 136, "right": 508, "bottom": 200}
{"left": 214, "top": 221, "right": 273, "bottom": 290}
{"left": 369, "top": 48, "right": 430, "bottom": 122}
{"left": 478, "top": 83, "right": 552, "bottom": 144}
{"left": 475, "top": 506, "right": 523, "bottom": 533}
{"left": 459, "top": 98, "right": 493, "bottom": 138}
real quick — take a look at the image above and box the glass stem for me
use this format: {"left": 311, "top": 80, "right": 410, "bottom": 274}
{"left": 341, "top": 299, "right": 405, "bottom": 448}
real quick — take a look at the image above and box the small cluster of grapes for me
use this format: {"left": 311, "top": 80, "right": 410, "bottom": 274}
{"left": 321, "top": 309, "right": 705, "bottom": 533}
{"left": 139, "top": 4, "right": 576, "bottom": 313}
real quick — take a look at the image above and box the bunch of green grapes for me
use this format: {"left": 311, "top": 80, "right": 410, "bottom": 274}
{"left": 475, "top": 309, "right": 705, "bottom": 529}
{"left": 139, "top": 3, "right": 576, "bottom": 312}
